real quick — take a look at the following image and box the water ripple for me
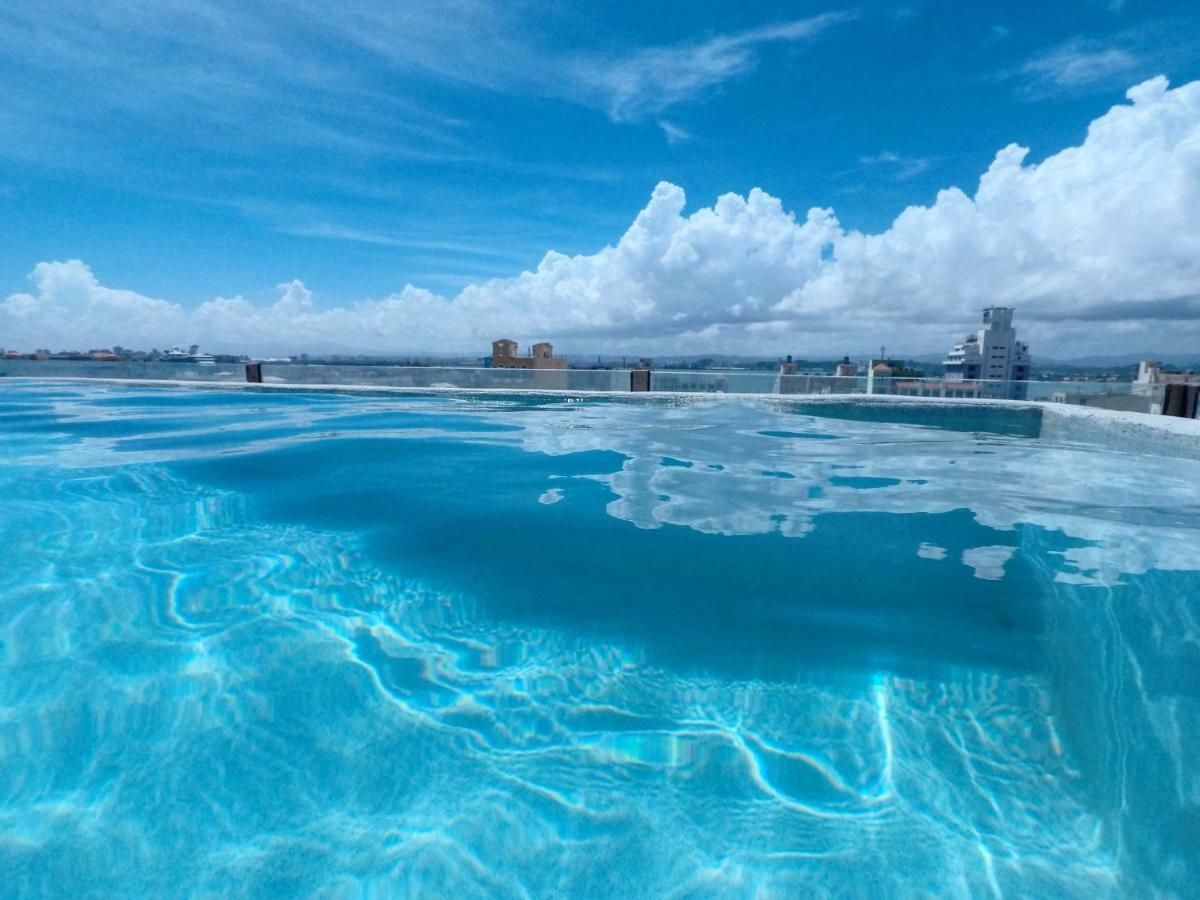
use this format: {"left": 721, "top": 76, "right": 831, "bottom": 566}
{"left": 1, "top": 381, "right": 1198, "bottom": 895}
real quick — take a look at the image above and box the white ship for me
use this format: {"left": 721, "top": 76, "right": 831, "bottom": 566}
{"left": 163, "top": 345, "right": 216, "bottom": 365}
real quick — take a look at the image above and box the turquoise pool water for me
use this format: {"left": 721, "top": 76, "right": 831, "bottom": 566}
{"left": 1, "top": 381, "right": 1198, "bottom": 897}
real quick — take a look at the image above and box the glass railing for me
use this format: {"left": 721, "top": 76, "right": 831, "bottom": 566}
{"left": 650, "top": 370, "right": 869, "bottom": 395}
{"left": 650, "top": 370, "right": 1167, "bottom": 413}
{"left": 876, "top": 376, "right": 1167, "bottom": 414}
{"left": 0, "top": 358, "right": 1172, "bottom": 414}
{"left": 258, "top": 363, "right": 630, "bottom": 392}
{"left": 0, "top": 359, "right": 248, "bottom": 381}
{"left": 0, "top": 359, "right": 635, "bottom": 392}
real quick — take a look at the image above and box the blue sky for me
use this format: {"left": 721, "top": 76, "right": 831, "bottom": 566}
{"left": 2, "top": 0, "right": 1200, "bottom": 355}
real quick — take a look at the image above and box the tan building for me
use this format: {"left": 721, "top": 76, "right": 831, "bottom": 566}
{"left": 491, "top": 339, "right": 567, "bottom": 369}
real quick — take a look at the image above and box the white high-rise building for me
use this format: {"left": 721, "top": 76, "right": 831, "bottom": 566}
{"left": 943, "top": 307, "right": 1030, "bottom": 382}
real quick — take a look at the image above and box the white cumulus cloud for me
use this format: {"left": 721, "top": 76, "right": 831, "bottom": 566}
{"left": 4, "top": 76, "right": 1200, "bottom": 357}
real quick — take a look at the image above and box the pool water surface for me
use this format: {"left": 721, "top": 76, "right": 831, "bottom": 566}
{"left": 1, "top": 381, "right": 1198, "bottom": 897}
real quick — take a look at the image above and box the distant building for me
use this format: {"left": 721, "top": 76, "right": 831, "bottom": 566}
{"left": 778, "top": 354, "right": 801, "bottom": 394}
{"left": 491, "top": 339, "right": 567, "bottom": 370}
{"left": 491, "top": 338, "right": 518, "bottom": 362}
{"left": 944, "top": 307, "right": 1030, "bottom": 382}
{"left": 1134, "top": 361, "right": 1199, "bottom": 416}
{"left": 1137, "top": 360, "right": 1200, "bottom": 386}
{"left": 868, "top": 358, "right": 924, "bottom": 379}
{"left": 835, "top": 356, "right": 857, "bottom": 377}
{"left": 892, "top": 380, "right": 983, "bottom": 399}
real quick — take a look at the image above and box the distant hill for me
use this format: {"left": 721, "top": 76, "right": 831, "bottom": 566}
{"left": 871, "top": 351, "right": 1200, "bottom": 372}
{"left": 1038, "top": 353, "right": 1200, "bottom": 369}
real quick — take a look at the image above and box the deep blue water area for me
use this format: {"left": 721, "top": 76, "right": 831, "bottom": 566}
{"left": 1, "top": 381, "right": 1198, "bottom": 897}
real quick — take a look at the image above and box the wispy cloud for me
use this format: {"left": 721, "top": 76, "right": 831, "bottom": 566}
{"left": 1005, "top": 15, "right": 1200, "bottom": 102}
{"left": 0, "top": 1, "right": 857, "bottom": 180}
{"left": 1019, "top": 39, "right": 1139, "bottom": 95}
{"left": 280, "top": 223, "right": 527, "bottom": 259}
{"left": 858, "top": 151, "right": 932, "bottom": 181}
{"left": 0, "top": 0, "right": 480, "bottom": 168}
{"left": 572, "top": 12, "right": 857, "bottom": 122}
{"left": 657, "top": 120, "right": 693, "bottom": 144}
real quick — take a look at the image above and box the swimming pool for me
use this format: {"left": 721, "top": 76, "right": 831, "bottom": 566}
{"left": 2, "top": 380, "right": 1198, "bottom": 896}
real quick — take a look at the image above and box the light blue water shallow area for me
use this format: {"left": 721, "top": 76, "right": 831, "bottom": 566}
{"left": 1, "top": 381, "right": 1199, "bottom": 897}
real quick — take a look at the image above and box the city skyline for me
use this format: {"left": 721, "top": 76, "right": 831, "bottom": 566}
{"left": 2, "top": 1, "right": 1200, "bottom": 357}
